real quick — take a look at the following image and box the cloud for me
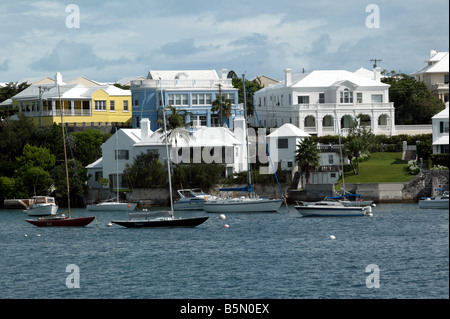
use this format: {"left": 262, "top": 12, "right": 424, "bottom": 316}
{"left": 28, "top": 40, "right": 130, "bottom": 71}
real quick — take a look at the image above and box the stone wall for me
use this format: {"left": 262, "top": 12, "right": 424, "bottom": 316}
{"left": 402, "top": 169, "right": 449, "bottom": 200}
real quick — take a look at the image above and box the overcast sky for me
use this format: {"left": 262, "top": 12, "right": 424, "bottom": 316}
{"left": 0, "top": 0, "right": 448, "bottom": 83}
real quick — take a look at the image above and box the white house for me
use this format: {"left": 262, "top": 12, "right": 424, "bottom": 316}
{"left": 252, "top": 67, "right": 395, "bottom": 136}
{"left": 86, "top": 117, "right": 249, "bottom": 189}
{"left": 431, "top": 102, "right": 449, "bottom": 154}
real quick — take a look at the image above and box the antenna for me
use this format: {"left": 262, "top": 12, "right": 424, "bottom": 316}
{"left": 370, "top": 58, "right": 382, "bottom": 68}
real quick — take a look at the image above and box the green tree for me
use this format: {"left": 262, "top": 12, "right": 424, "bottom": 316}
{"left": 295, "top": 137, "right": 320, "bottom": 184}
{"left": 211, "top": 95, "right": 232, "bottom": 126}
{"left": 382, "top": 71, "right": 444, "bottom": 124}
{"left": 172, "top": 163, "right": 225, "bottom": 191}
{"left": 344, "top": 116, "right": 375, "bottom": 175}
{"left": 230, "top": 76, "right": 263, "bottom": 116}
{"left": 50, "top": 159, "right": 87, "bottom": 207}
{"left": 0, "top": 113, "right": 35, "bottom": 162}
{"left": 71, "top": 128, "right": 107, "bottom": 166}
{"left": 123, "top": 152, "right": 168, "bottom": 189}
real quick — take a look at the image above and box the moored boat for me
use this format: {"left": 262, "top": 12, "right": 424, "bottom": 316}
{"left": 295, "top": 200, "right": 372, "bottom": 217}
{"left": 26, "top": 215, "right": 95, "bottom": 227}
{"left": 87, "top": 200, "right": 137, "bottom": 211}
{"left": 419, "top": 188, "right": 449, "bottom": 209}
{"left": 24, "top": 196, "right": 59, "bottom": 216}
{"left": 173, "top": 189, "right": 214, "bottom": 211}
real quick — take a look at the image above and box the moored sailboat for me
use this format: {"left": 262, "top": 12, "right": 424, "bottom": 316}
{"left": 25, "top": 79, "right": 95, "bottom": 227}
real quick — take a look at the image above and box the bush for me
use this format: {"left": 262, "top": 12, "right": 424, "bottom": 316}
{"left": 407, "top": 159, "right": 420, "bottom": 175}
{"left": 431, "top": 153, "right": 449, "bottom": 167}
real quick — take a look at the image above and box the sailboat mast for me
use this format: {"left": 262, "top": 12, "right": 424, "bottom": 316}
{"left": 115, "top": 127, "right": 119, "bottom": 203}
{"left": 58, "top": 85, "right": 71, "bottom": 217}
{"left": 337, "top": 119, "right": 346, "bottom": 193}
{"left": 160, "top": 79, "right": 174, "bottom": 214}
{"left": 242, "top": 74, "right": 252, "bottom": 195}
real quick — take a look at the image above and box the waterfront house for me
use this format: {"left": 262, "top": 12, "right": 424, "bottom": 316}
{"left": 431, "top": 102, "right": 449, "bottom": 154}
{"left": 412, "top": 50, "right": 449, "bottom": 103}
{"left": 252, "top": 67, "right": 395, "bottom": 137}
{"left": 130, "top": 69, "right": 243, "bottom": 130}
{"left": 10, "top": 73, "right": 132, "bottom": 127}
{"left": 86, "top": 117, "right": 249, "bottom": 190}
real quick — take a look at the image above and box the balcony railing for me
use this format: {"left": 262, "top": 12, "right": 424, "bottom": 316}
{"left": 131, "top": 78, "right": 234, "bottom": 89}
{"left": 22, "top": 109, "right": 92, "bottom": 117}
{"left": 294, "top": 102, "right": 394, "bottom": 110}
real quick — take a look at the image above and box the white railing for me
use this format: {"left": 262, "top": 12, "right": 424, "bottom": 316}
{"left": 294, "top": 102, "right": 394, "bottom": 111}
{"left": 23, "top": 109, "right": 92, "bottom": 117}
{"left": 131, "top": 78, "right": 234, "bottom": 89}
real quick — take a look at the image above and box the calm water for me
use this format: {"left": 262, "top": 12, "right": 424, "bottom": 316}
{"left": 0, "top": 204, "right": 448, "bottom": 299}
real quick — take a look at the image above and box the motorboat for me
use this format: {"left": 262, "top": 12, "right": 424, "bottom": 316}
{"left": 419, "top": 188, "right": 449, "bottom": 209}
{"left": 87, "top": 198, "right": 137, "bottom": 211}
{"left": 173, "top": 189, "right": 214, "bottom": 211}
{"left": 295, "top": 199, "right": 373, "bottom": 217}
{"left": 24, "top": 196, "right": 59, "bottom": 216}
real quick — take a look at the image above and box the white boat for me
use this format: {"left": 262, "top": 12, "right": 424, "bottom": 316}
{"left": 87, "top": 199, "right": 137, "bottom": 211}
{"left": 203, "top": 195, "right": 283, "bottom": 213}
{"left": 295, "top": 200, "right": 372, "bottom": 217}
{"left": 419, "top": 189, "right": 449, "bottom": 209}
{"left": 25, "top": 196, "right": 59, "bottom": 216}
{"left": 173, "top": 189, "right": 214, "bottom": 211}
{"left": 325, "top": 194, "right": 374, "bottom": 207}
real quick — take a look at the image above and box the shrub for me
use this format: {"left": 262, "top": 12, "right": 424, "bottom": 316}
{"left": 407, "top": 159, "right": 420, "bottom": 175}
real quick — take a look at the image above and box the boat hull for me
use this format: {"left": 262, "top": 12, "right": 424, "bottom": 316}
{"left": 174, "top": 200, "right": 205, "bottom": 211}
{"left": 25, "top": 204, "right": 59, "bottom": 216}
{"left": 25, "top": 216, "right": 95, "bottom": 227}
{"left": 203, "top": 199, "right": 283, "bottom": 213}
{"left": 86, "top": 202, "right": 137, "bottom": 211}
{"left": 295, "top": 206, "right": 367, "bottom": 217}
{"left": 111, "top": 216, "right": 209, "bottom": 228}
{"left": 418, "top": 200, "right": 449, "bottom": 209}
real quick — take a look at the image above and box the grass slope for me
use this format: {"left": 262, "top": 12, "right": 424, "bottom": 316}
{"left": 337, "top": 152, "right": 415, "bottom": 186}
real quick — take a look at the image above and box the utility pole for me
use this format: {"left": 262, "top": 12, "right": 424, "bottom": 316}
{"left": 370, "top": 58, "right": 382, "bottom": 68}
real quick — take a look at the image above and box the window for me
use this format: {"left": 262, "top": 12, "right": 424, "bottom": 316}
{"left": 277, "top": 138, "right": 288, "bottom": 149}
{"left": 371, "top": 94, "right": 383, "bottom": 103}
{"left": 115, "top": 150, "right": 129, "bottom": 160}
{"left": 191, "top": 93, "right": 212, "bottom": 105}
{"left": 357, "top": 93, "right": 363, "bottom": 103}
{"left": 134, "top": 98, "right": 139, "bottom": 106}
{"left": 297, "top": 96, "right": 310, "bottom": 104}
{"left": 440, "top": 121, "right": 449, "bottom": 133}
{"left": 444, "top": 74, "right": 449, "bottom": 84}
{"left": 123, "top": 100, "right": 129, "bottom": 111}
{"left": 319, "top": 93, "right": 325, "bottom": 104}
{"left": 168, "top": 94, "right": 188, "bottom": 106}
{"left": 340, "top": 89, "right": 353, "bottom": 103}
{"left": 94, "top": 100, "right": 106, "bottom": 111}
{"left": 199, "top": 116, "right": 207, "bottom": 126}
{"left": 328, "top": 155, "right": 334, "bottom": 164}
{"left": 110, "top": 100, "right": 115, "bottom": 111}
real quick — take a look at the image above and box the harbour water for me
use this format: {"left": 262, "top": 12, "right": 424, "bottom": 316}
{"left": 0, "top": 203, "right": 448, "bottom": 300}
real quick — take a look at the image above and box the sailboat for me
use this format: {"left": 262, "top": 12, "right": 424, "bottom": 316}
{"left": 87, "top": 127, "right": 137, "bottom": 211}
{"left": 110, "top": 80, "right": 208, "bottom": 228}
{"left": 25, "top": 80, "right": 95, "bottom": 227}
{"left": 203, "top": 74, "right": 283, "bottom": 213}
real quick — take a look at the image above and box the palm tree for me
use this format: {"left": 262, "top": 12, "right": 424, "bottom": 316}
{"left": 295, "top": 137, "right": 320, "bottom": 184}
{"left": 211, "top": 95, "right": 232, "bottom": 126}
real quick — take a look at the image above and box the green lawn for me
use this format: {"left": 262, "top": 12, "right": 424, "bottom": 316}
{"left": 336, "top": 152, "right": 415, "bottom": 188}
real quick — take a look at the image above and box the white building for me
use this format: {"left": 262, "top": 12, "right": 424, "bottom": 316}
{"left": 86, "top": 117, "right": 249, "bottom": 189}
{"left": 252, "top": 68, "right": 395, "bottom": 136}
{"left": 431, "top": 102, "right": 449, "bottom": 154}
{"left": 412, "top": 50, "right": 449, "bottom": 103}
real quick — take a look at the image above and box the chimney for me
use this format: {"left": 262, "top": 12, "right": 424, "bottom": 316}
{"left": 430, "top": 50, "right": 437, "bottom": 58}
{"left": 284, "top": 68, "right": 292, "bottom": 86}
{"left": 219, "top": 69, "right": 228, "bottom": 79}
{"left": 140, "top": 118, "right": 151, "bottom": 140}
{"left": 55, "top": 72, "right": 63, "bottom": 86}
{"left": 373, "top": 67, "right": 381, "bottom": 82}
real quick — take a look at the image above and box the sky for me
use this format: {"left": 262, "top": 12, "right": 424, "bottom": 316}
{"left": 0, "top": 0, "right": 448, "bottom": 83}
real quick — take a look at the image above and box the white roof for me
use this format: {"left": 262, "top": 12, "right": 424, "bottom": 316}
{"left": 412, "top": 52, "right": 449, "bottom": 75}
{"left": 86, "top": 157, "right": 102, "bottom": 169}
{"left": 432, "top": 105, "right": 449, "bottom": 120}
{"left": 433, "top": 135, "right": 449, "bottom": 145}
{"left": 267, "top": 123, "right": 310, "bottom": 138}
{"left": 121, "top": 128, "right": 142, "bottom": 143}
{"left": 147, "top": 70, "right": 219, "bottom": 80}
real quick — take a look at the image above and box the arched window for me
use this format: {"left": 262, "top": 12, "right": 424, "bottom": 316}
{"left": 378, "top": 114, "right": 388, "bottom": 126}
{"left": 341, "top": 115, "right": 353, "bottom": 128}
{"left": 305, "top": 116, "right": 316, "bottom": 127}
{"left": 322, "top": 115, "right": 334, "bottom": 127}
{"left": 359, "top": 114, "right": 371, "bottom": 127}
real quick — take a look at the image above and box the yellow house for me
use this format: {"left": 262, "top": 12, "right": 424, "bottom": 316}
{"left": 11, "top": 80, "right": 132, "bottom": 127}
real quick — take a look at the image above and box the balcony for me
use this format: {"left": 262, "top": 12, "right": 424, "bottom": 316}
{"left": 131, "top": 78, "right": 234, "bottom": 89}
{"left": 294, "top": 102, "right": 394, "bottom": 111}
{"left": 22, "top": 109, "right": 92, "bottom": 117}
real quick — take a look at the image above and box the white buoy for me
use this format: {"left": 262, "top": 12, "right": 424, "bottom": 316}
{"left": 218, "top": 214, "right": 226, "bottom": 220}
{"left": 224, "top": 224, "right": 229, "bottom": 228}
{"left": 329, "top": 235, "right": 336, "bottom": 240}
{"left": 36, "top": 234, "right": 41, "bottom": 237}
{"left": 107, "top": 222, "right": 113, "bottom": 227}
{"left": 24, "top": 234, "right": 28, "bottom": 237}
{"left": 368, "top": 212, "right": 373, "bottom": 217}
